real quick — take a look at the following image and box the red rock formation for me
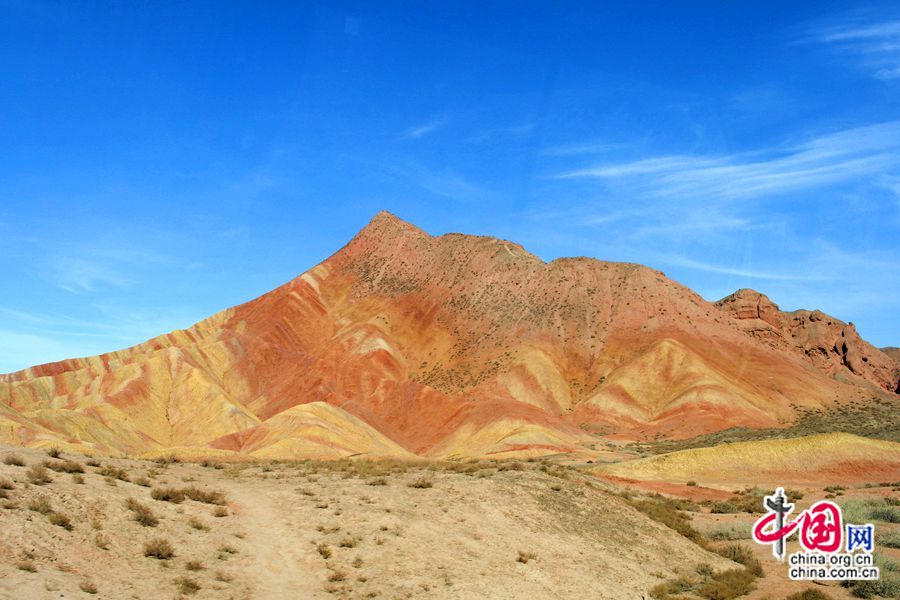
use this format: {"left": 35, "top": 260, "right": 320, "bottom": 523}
{"left": 716, "top": 289, "right": 897, "bottom": 393}
{"left": 0, "top": 212, "right": 895, "bottom": 458}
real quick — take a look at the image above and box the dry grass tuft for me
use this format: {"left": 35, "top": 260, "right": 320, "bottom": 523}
{"left": 144, "top": 538, "right": 175, "bottom": 560}
{"left": 48, "top": 511, "right": 74, "bottom": 531}
{"left": 46, "top": 447, "right": 61, "bottom": 458}
{"left": 44, "top": 459, "right": 84, "bottom": 474}
{"left": 407, "top": 476, "right": 434, "bottom": 489}
{"left": 3, "top": 453, "right": 25, "bottom": 466}
{"left": 212, "top": 506, "right": 228, "bottom": 517}
{"left": 185, "top": 560, "right": 204, "bottom": 571}
{"left": 188, "top": 517, "right": 209, "bottom": 531}
{"left": 317, "top": 543, "right": 332, "bottom": 559}
{"left": 175, "top": 576, "right": 201, "bottom": 595}
{"left": 27, "top": 495, "right": 53, "bottom": 514}
{"left": 517, "top": 550, "right": 537, "bottom": 564}
{"left": 0, "top": 478, "right": 13, "bottom": 490}
{"left": 98, "top": 465, "right": 130, "bottom": 482}
{"left": 125, "top": 497, "right": 159, "bottom": 527}
{"left": 26, "top": 464, "right": 52, "bottom": 485}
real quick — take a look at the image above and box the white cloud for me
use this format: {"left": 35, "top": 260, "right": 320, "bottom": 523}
{"left": 810, "top": 19, "right": 900, "bottom": 80}
{"left": 555, "top": 121, "right": 900, "bottom": 200}
{"left": 402, "top": 117, "right": 448, "bottom": 140}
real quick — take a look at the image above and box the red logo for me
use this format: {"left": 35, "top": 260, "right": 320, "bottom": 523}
{"left": 752, "top": 488, "right": 843, "bottom": 560}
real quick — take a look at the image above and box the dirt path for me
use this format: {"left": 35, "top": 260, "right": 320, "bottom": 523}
{"left": 229, "top": 484, "right": 322, "bottom": 599}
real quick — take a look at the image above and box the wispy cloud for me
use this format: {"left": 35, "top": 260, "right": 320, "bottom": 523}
{"left": 811, "top": 19, "right": 900, "bottom": 80}
{"left": 555, "top": 121, "right": 900, "bottom": 200}
{"left": 402, "top": 117, "right": 448, "bottom": 140}
{"left": 662, "top": 254, "right": 831, "bottom": 282}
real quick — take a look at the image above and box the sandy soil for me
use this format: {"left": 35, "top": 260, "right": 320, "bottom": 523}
{"left": 0, "top": 446, "right": 739, "bottom": 600}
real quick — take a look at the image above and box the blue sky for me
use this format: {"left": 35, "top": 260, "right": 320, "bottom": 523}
{"left": 1, "top": 1, "right": 899, "bottom": 373}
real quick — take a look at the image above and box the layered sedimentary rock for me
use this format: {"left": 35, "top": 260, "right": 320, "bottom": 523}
{"left": 1, "top": 212, "right": 896, "bottom": 458}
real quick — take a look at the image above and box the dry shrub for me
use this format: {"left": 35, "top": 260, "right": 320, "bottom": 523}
{"left": 212, "top": 506, "right": 228, "bottom": 517}
{"left": 28, "top": 495, "right": 53, "bottom": 514}
{"left": 627, "top": 497, "right": 705, "bottom": 545}
{"left": 785, "top": 590, "right": 833, "bottom": 600}
{"left": 0, "top": 478, "right": 13, "bottom": 490}
{"left": 134, "top": 476, "right": 151, "bottom": 487}
{"left": 367, "top": 477, "right": 388, "bottom": 486}
{"left": 154, "top": 455, "right": 180, "bottom": 465}
{"left": 46, "top": 447, "right": 61, "bottom": 458}
{"left": 125, "top": 497, "right": 159, "bottom": 527}
{"left": 26, "top": 464, "right": 52, "bottom": 485}
{"left": 98, "top": 465, "right": 129, "bottom": 482}
{"left": 185, "top": 560, "right": 204, "bottom": 571}
{"left": 151, "top": 485, "right": 226, "bottom": 505}
{"left": 714, "top": 544, "right": 763, "bottom": 576}
{"left": 517, "top": 550, "right": 537, "bottom": 564}
{"left": 3, "top": 453, "right": 25, "bottom": 467}
{"left": 188, "top": 517, "right": 209, "bottom": 531}
{"left": 328, "top": 569, "right": 347, "bottom": 582}
{"left": 144, "top": 537, "right": 175, "bottom": 559}
{"left": 339, "top": 537, "right": 358, "bottom": 548}
{"left": 407, "top": 476, "right": 433, "bottom": 489}
{"left": 44, "top": 459, "right": 84, "bottom": 474}
{"left": 48, "top": 511, "right": 73, "bottom": 530}
{"left": 72, "top": 474, "right": 85, "bottom": 484}
{"left": 317, "top": 543, "right": 332, "bottom": 559}
{"left": 182, "top": 485, "right": 226, "bottom": 505}
{"left": 151, "top": 487, "right": 185, "bottom": 503}
{"left": 175, "top": 577, "right": 201, "bottom": 595}
{"left": 697, "top": 568, "right": 756, "bottom": 600}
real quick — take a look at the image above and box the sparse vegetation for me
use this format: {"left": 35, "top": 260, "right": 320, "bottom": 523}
{"left": 713, "top": 544, "right": 762, "bottom": 576}
{"left": 3, "top": 453, "right": 25, "bottom": 466}
{"left": 188, "top": 517, "right": 209, "bottom": 531}
{"left": 125, "top": 497, "right": 159, "bottom": 526}
{"left": 44, "top": 459, "right": 84, "bottom": 473}
{"left": 27, "top": 495, "right": 53, "bottom": 514}
{"left": 317, "top": 543, "right": 332, "bottom": 559}
{"left": 626, "top": 496, "right": 705, "bottom": 545}
{"left": 784, "top": 590, "right": 833, "bottom": 600}
{"left": 185, "top": 560, "right": 204, "bottom": 571}
{"left": 46, "top": 447, "right": 61, "bottom": 458}
{"left": 48, "top": 511, "right": 74, "bottom": 530}
{"left": 150, "top": 485, "right": 226, "bottom": 505}
{"left": 26, "top": 464, "right": 52, "bottom": 485}
{"left": 98, "top": 464, "right": 130, "bottom": 482}
{"left": 175, "top": 576, "right": 201, "bottom": 595}
{"left": 144, "top": 537, "right": 175, "bottom": 560}
{"left": 697, "top": 568, "right": 756, "bottom": 599}
{"left": 517, "top": 550, "right": 537, "bottom": 564}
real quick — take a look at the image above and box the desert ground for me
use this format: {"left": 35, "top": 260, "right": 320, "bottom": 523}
{"left": 1, "top": 445, "right": 898, "bottom": 600}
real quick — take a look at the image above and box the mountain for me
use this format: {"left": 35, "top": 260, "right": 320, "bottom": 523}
{"left": 1, "top": 212, "right": 897, "bottom": 459}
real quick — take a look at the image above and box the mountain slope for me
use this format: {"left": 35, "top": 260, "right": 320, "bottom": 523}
{"left": 1, "top": 212, "right": 896, "bottom": 458}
